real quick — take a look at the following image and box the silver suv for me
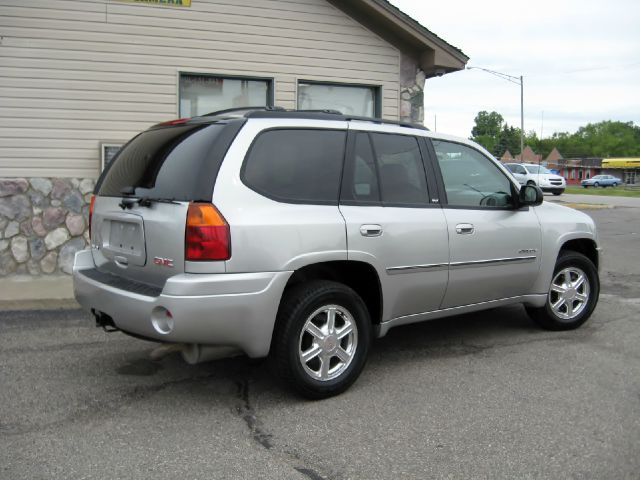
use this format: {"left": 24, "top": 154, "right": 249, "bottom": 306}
{"left": 74, "top": 108, "right": 601, "bottom": 398}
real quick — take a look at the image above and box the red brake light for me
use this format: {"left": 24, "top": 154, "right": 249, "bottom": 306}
{"left": 157, "top": 117, "right": 190, "bottom": 127}
{"left": 88, "top": 195, "right": 95, "bottom": 240}
{"left": 185, "top": 203, "right": 230, "bottom": 261}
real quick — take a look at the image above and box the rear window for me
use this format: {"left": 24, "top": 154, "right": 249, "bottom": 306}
{"left": 242, "top": 129, "right": 346, "bottom": 204}
{"left": 97, "top": 124, "right": 226, "bottom": 201}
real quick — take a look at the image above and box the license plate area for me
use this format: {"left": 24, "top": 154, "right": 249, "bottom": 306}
{"left": 109, "top": 221, "right": 143, "bottom": 254}
{"left": 100, "top": 216, "right": 146, "bottom": 267}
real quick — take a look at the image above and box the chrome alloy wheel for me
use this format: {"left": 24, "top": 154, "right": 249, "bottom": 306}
{"left": 548, "top": 267, "right": 590, "bottom": 320}
{"left": 298, "top": 305, "right": 358, "bottom": 381}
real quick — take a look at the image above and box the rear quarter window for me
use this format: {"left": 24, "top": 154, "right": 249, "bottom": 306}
{"left": 242, "top": 129, "right": 346, "bottom": 204}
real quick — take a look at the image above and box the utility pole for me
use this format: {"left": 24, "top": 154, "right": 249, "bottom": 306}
{"left": 467, "top": 67, "right": 524, "bottom": 159}
{"left": 520, "top": 75, "right": 524, "bottom": 159}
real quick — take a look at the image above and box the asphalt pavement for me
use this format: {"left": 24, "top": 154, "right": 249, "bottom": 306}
{"left": 1, "top": 207, "right": 639, "bottom": 479}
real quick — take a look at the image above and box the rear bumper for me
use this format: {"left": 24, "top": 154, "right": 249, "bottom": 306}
{"left": 73, "top": 250, "right": 291, "bottom": 357}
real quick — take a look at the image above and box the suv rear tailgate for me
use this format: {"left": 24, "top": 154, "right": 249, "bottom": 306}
{"left": 91, "top": 197, "right": 189, "bottom": 287}
{"left": 89, "top": 120, "right": 243, "bottom": 288}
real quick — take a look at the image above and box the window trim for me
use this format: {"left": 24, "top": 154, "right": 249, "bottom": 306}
{"left": 297, "top": 79, "right": 382, "bottom": 118}
{"left": 424, "top": 137, "right": 522, "bottom": 211}
{"left": 240, "top": 127, "right": 348, "bottom": 206}
{"left": 178, "top": 71, "right": 275, "bottom": 117}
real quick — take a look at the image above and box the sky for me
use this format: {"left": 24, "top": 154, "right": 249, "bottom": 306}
{"left": 388, "top": 0, "right": 640, "bottom": 139}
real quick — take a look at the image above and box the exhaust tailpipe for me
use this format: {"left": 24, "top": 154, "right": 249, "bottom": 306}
{"left": 180, "top": 344, "right": 242, "bottom": 365}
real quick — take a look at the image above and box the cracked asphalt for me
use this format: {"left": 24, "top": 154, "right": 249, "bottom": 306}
{"left": 1, "top": 207, "right": 639, "bottom": 479}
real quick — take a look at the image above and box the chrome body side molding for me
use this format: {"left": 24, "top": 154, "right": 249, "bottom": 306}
{"left": 386, "top": 256, "right": 537, "bottom": 275}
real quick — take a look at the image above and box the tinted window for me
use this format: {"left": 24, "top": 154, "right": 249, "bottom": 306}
{"left": 370, "top": 133, "right": 428, "bottom": 205}
{"left": 341, "top": 133, "right": 380, "bottom": 203}
{"left": 98, "top": 124, "right": 224, "bottom": 201}
{"left": 243, "top": 129, "right": 346, "bottom": 204}
{"left": 433, "top": 140, "right": 514, "bottom": 208}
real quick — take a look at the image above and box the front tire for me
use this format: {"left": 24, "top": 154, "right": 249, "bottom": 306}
{"left": 527, "top": 180, "right": 536, "bottom": 186}
{"left": 594, "top": 182, "right": 600, "bottom": 188}
{"left": 526, "top": 251, "right": 599, "bottom": 330}
{"left": 270, "top": 280, "right": 372, "bottom": 399}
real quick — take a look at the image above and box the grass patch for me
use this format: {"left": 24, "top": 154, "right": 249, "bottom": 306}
{"left": 565, "top": 186, "right": 640, "bottom": 197}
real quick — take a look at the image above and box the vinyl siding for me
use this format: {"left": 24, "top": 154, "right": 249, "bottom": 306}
{"left": 0, "top": 0, "right": 401, "bottom": 178}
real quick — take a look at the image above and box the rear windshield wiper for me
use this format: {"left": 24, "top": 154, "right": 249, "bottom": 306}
{"left": 119, "top": 196, "right": 180, "bottom": 209}
{"left": 137, "top": 197, "right": 180, "bottom": 207}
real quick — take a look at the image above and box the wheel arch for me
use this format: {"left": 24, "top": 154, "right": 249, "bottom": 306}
{"left": 560, "top": 238, "right": 599, "bottom": 270}
{"left": 279, "top": 260, "right": 383, "bottom": 326}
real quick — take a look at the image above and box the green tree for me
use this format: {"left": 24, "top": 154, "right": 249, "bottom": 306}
{"left": 470, "top": 113, "right": 640, "bottom": 159}
{"left": 494, "top": 124, "right": 521, "bottom": 158}
{"left": 471, "top": 111, "right": 504, "bottom": 154}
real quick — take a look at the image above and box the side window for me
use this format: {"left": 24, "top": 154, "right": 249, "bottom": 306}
{"left": 370, "top": 133, "right": 428, "bottom": 205}
{"left": 343, "top": 132, "right": 380, "bottom": 203}
{"left": 243, "top": 129, "right": 346, "bottom": 204}
{"left": 432, "top": 140, "right": 514, "bottom": 208}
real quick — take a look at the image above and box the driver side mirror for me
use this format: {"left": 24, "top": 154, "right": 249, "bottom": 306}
{"left": 519, "top": 184, "right": 543, "bottom": 206}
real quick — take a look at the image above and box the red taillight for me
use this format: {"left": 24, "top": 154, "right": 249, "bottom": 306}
{"left": 185, "top": 203, "right": 230, "bottom": 261}
{"left": 88, "top": 195, "right": 96, "bottom": 240}
{"left": 157, "top": 117, "right": 190, "bottom": 127}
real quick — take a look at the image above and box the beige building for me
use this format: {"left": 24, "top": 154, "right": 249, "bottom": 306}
{"left": 0, "top": 0, "right": 467, "bottom": 277}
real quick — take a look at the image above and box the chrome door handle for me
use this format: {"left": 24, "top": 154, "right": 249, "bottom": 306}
{"left": 114, "top": 255, "right": 129, "bottom": 268}
{"left": 360, "top": 224, "right": 382, "bottom": 237}
{"left": 455, "top": 223, "right": 475, "bottom": 235}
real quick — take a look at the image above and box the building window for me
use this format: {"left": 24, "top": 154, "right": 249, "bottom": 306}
{"left": 298, "top": 81, "right": 379, "bottom": 117}
{"left": 179, "top": 73, "right": 272, "bottom": 117}
{"left": 579, "top": 170, "right": 583, "bottom": 180}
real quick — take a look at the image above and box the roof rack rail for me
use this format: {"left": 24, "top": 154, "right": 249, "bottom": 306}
{"left": 294, "top": 109, "right": 343, "bottom": 115}
{"left": 203, "top": 105, "right": 285, "bottom": 117}
{"left": 344, "top": 115, "right": 428, "bottom": 130}
{"left": 244, "top": 109, "right": 428, "bottom": 130}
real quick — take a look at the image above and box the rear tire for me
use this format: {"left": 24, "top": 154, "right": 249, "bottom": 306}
{"left": 526, "top": 251, "right": 599, "bottom": 330}
{"left": 270, "top": 280, "right": 372, "bottom": 399}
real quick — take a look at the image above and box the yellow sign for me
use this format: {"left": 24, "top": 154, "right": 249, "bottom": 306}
{"left": 118, "top": 0, "right": 191, "bottom": 7}
{"left": 602, "top": 158, "right": 640, "bottom": 169}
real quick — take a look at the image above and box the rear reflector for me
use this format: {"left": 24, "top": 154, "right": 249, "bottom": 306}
{"left": 185, "top": 203, "right": 230, "bottom": 261}
{"left": 88, "top": 195, "right": 96, "bottom": 240}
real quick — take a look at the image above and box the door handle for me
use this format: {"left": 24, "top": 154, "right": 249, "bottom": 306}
{"left": 360, "top": 224, "right": 383, "bottom": 237}
{"left": 455, "top": 223, "right": 475, "bottom": 235}
{"left": 114, "top": 255, "right": 129, "bottom": 268}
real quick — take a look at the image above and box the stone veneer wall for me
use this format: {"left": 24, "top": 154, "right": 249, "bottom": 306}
{"left": 0, "top": 178, "right": 95, "bottom": 277}
{"left": 399, "top": 53, "right": 427, "bottom": 125}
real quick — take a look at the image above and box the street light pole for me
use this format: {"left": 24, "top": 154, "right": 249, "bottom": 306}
{"left": 520, "top": 75, "right": 524, "bottom": 158}
{"left": 467, "top": 67, "right": 524, "bottom": 159}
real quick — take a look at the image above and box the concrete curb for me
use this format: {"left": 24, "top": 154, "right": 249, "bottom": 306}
{"left": 0, "top": 275, "right": 79, "bottom": 311}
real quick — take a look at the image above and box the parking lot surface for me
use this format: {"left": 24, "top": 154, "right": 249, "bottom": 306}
{"left": 1, "top": 207, "right": 639, "bottom": 480}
